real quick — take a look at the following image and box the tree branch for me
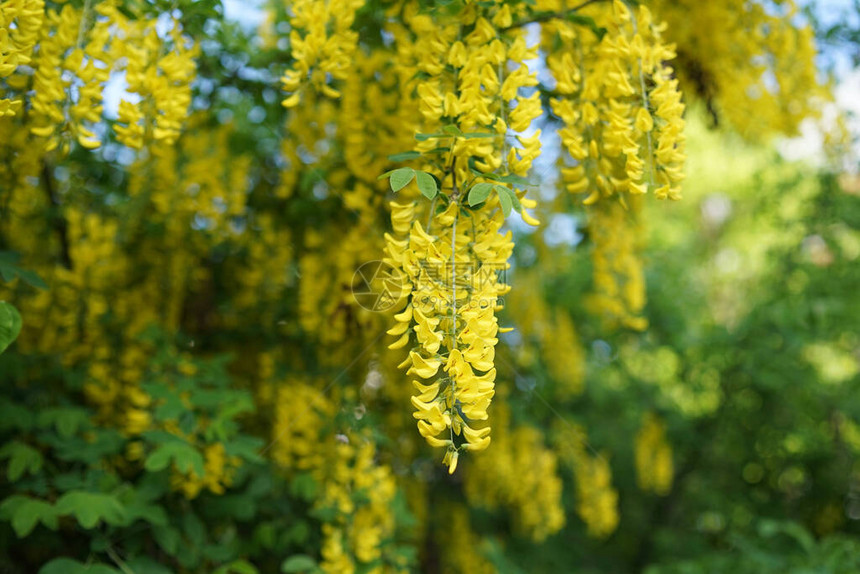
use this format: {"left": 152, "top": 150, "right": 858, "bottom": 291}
{"left": 500, "top": 0, "right": 606, "bottom": 32}
{"left": 41, "top": 163, "right": 73, "bottom": 270}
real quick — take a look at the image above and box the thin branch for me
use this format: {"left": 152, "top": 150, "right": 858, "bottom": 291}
{"left": 106, "top": 546, "right": 136, "bottom": 574}
{"left": 41, "top": 163, "right": 72, "bottom": 270}
{"left": 500, "top": 0, "right": 606, "bottom": 32}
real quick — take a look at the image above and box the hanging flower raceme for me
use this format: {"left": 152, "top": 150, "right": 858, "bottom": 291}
{"left": 280, "top": 0, "right": 365, "bottom": 108}
{"left": 4, "top": 1, "right": 196, "bottom": 153}
{"left": 587, "top": 196, "right": 649, "bottom": 330}
{"left": 506, "top": 272, "right": 587, "bottom": 399}
{"left": 551, "top": 0, "right": 686, "bottom": 205}
{"left": 552, "top": 421, "right": 620, "bottom": 539}
{"left": 110, "top": 9, "right": 198, "bottom": 149}
{"left": 543, "top": 0, "right": 685, "bottom": 329}
{"left": 27, "top": 1, "right": 125, "bottom": 151}
{"left": 28, "top": 4, "right": 83, "bottom": 151}
{"left": 652, "top": 0, "right": 826, "bottom": 138}
{"left": 464, "top": 405, "right": 566, "bottom": 542}
{"left": 382, "top": 3, "right": 541, "bottom": 473}
{"left": 0, "top": 0, "right": 43, "bottom": 117}
{"left": 635, "top": 412, "right": 674, "bottom": 495}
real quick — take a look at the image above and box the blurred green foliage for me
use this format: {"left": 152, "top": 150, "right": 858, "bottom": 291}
{"left": 501, "top": 114, "right": 860, "bottom": 572}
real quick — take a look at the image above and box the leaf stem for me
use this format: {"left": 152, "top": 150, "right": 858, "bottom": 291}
{"left": 500, "top": 0, "right": 607, "bottom": 32}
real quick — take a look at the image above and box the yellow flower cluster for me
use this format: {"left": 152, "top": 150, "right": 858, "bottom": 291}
{"left": 506, "top": 273, "right": 586, "bottom": 399}
{"left": 539, "top": 0, "right": 685, "bottom": 330}
{"left": 385, "top": 204, "right": 508, "bottom": 471}
{"left": 298, "top": 223, "right": 385, "bottom": 352}
{"left": 635, "top": 412, "right": 674, "bottom": 496}
{"left": 339, "top": 50, "right": 417, "bottom": 187}
{"left": 384, "top": 0, "right": 541, "bottom": 473}
{"left": 280, "top": 0, "right": 364, "bottom": 107}
{"left": 0, "top": 0, "right": 43, "bottom": 117}
{"left": 587, "top": 197, "right": 648, "bottom": 330}
{"left": 549, "top": 0, "right": 686, "bottom": 204}
{"left": 271, "top": 381, "right": 333, "bottom": 472}
{"left": 29, "top": 4, "right": 91, "bottom": 150}
{"left": 2, "top": 1, "right": 197, "bottom": 153}
{"left": 464, "top": 406, "right": 565, "bottom": 542}
{"left": 0, "top": 118, "right": 256, "bottom": 507}
{"left": 270, "top": 381, "right": 400, "bottom": 574}
{"left": 553, "top": 422, "right": 620, "bottom": 539}
{"left": 172, "top": 442, "right": 242, "bottom": 499}
{"left": 317, "top": 440, "right": 398, "bottom": 573}
{"left": 226, "top": 212, "right": 293, "bottom": 330}
{"left": 653, "top": 0, "right": 826, "bottom": 138}
{"left": 110, "top": 9, "right": 198, "bottom": 148}
{"left": 434, "top": 503, "right": 495, "bottom": 574}
{"left": 543, "top": 311, "right": 586, "bottom": 396}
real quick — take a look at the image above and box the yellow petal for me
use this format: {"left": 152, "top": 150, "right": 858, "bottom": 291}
{"left": 521, "top": 210, "right": 540, "bottom": 226}
{"left": 281, "top": 93, "right": 301, "bottom": 108}
{"left": 388, "top": 332, "right": 410, "bottom": 350}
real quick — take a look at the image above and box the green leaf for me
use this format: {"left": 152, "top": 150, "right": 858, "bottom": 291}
{"left": 124, "top": 498, "right": 168, "bottom": 527}
{"left": 207, "top": 492, "right": 256, "bottom": 521}
{"left": 416, "top": 171, "right": 438, "bottom": 199}
{"left": 566, "top": 13, "right": 607, "bottom": 40}
{"left": 289, "top": 472, "right": 318, "bottom": 502}
{"left": 281, "top": 555, "right": 318, "bottom": 573}
{"left": 470, "top": 168, "right": 496, "bottom": 178}
{"left": 0, "top": 252, "right": 47, "bottom": 289}
{"left": 15, "top": 269, "right": 48, "bottom": 290}
{"left": 55, "top": 491, "right": 127, "bottom": 529}
{"left": 0, "top": 399, "right": 34, "bottom": 433}
{"left": 144, "top": 441, "right": 206, "bottom": 477}
{"left": 460, "top": 132, "right": 497, "bottom": 139}
{"left": 494, "top": 173, "right": 531, "bottom": 186}
{"left": 217, "top": 391, "right": 256, "bottom": 420}
{"left": 298, "top": 168, "right": 325, "bottom": 192}
{"left": 39, "top": 558, "right": 120, "bottom": 574}
{"left": 496, "top": 185, "right": 523, "bottom": 213}
{"left": 0, "top": 301, "right": 22, "bottom": 354}
{"left": 39, "top": 559, "right": 81, "bottom": 574}
{"left": 442, "top": 124, "right": 462, "bottom": 136}
{"left": 44, "top": 429, "right": 124, "bottom": 464}
{"left": 213, "top": 560, "right": 259, "bottom": 574}
{"left": 468, "top": 183, "right": 495, "bottom": 206}
{"left": 414, "top": 132, "right": 446, "bottom": 141}
{"left": 154, "top": 394, "right": 186, "bottom": 421}
{"left": 224, "top": 436, "right": 265, "bottom": 464}
{"left": 183, "top": 511, "right": 206, "bottom": 547}
{"left": 203, "top": 542, "right": 237, "bottom": 563}
{"left": 154, "top": 525, "right": 181, "bottom": 556}
{"left": 0, "top": 441, "right": 43, "bottom": 481}
{"left": 309, "top": 505, "right": 338, "bottom": 522}
{"left": 498, "top": 187, "right": 513, "bottom": 217}
{"left": 283, "top": 521, "right": 311, "bottom": 545}
{"left": 0, "top": 495, "right": 58, "bottom": 537}
{"left": 0, "top": 251, "right": 20, "bottom": 281}
{"left": 387, "top": 151, "right": 421, "bottom": 162}
{"left": 37, "top": 407, "right": 90, "bottom": 438}
{"left": 389, "top": 168, "right": 415, "bottom": 192}
{"left": 125, "top": 557, "right": 174, "bottom": 574}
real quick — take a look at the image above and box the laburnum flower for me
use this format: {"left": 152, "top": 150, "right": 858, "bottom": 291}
{"left": 280, "top": 0, "right": 364, "bottom": 107}
{"left": 381, "top": 3, "right": 547, "bottom": 472}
